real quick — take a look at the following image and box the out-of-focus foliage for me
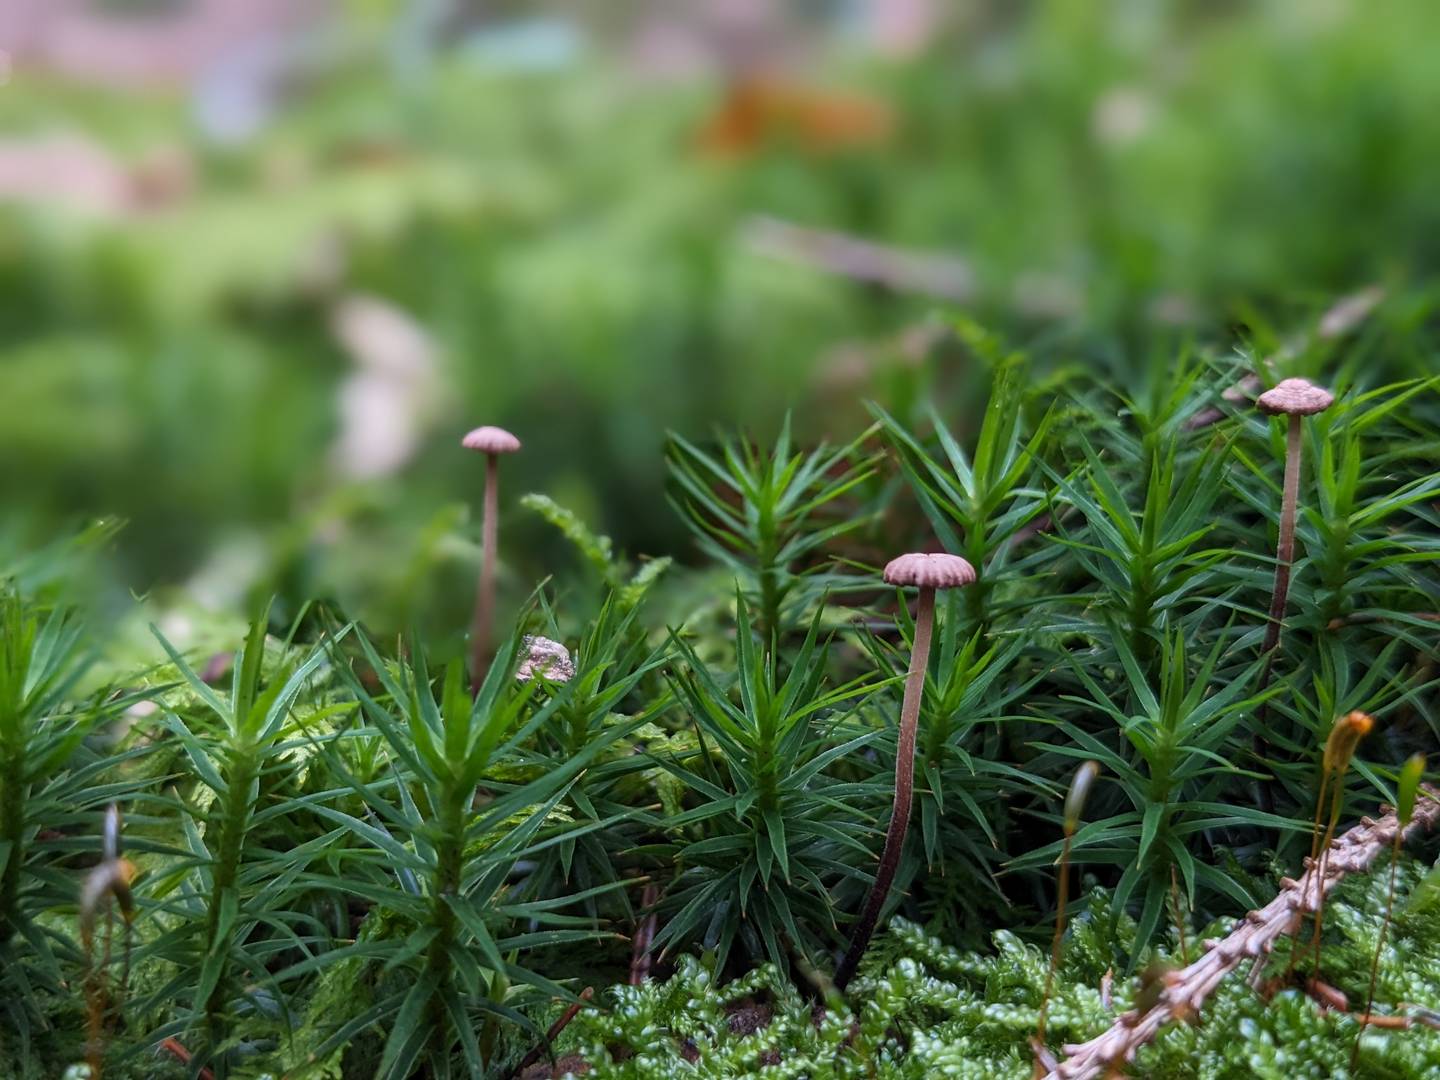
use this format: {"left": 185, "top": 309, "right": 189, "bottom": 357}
{"left": 5, "top": 2, "right": 1440, "bottom": 625}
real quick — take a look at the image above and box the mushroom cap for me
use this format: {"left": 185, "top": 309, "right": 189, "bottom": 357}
{"left": 516, "top": 635, "right": 575, "bottom": 683}
{"left": 1256, "top": 378, "right": 1334, "bottom": 417}
{"left": 461, "top": 425, "right": 521, "bottom": 454}
{"left": 883, "top": 552, "right": 977, "bottom": 589}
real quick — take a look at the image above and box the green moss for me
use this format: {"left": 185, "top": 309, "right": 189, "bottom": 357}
{"left": 542, "top": 864, "right": 1440, "bottom": 1079}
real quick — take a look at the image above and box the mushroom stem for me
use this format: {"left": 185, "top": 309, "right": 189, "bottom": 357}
{"left": 471, "top": 452, "right": 500, "bottom": 690}
{"left": 1262, "top": 414, "right": 1303, "bottom": 654}
{"left": 835, "top": 584, "right": 935, "bottom": 990}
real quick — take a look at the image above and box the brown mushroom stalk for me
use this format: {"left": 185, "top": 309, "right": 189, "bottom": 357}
{"left": 835, "top": 552, "right": 975, "bottom": 991}
{"left": 1263, "top": 412, "right": 1302, "bottom": 651}
{"left": 1251, "top": 379, "right": 1335, "bottom": 806}
{"left": 462, "top": 425, "right": 522, "bottom": 690}
{"left": 1256, "top": 378, "right": 1334, "bottom": 655}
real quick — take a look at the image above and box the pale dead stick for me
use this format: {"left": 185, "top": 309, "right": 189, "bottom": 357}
{"left": 1045, "top": 787, "right": 1440, "bottom": 1080}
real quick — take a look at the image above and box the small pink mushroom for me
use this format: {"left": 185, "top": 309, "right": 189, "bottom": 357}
{"left": 1255, "top": 378, "right": 1334, "bottom": 654}
{"left": 461, "top": 425, "right": 522, "bottom": 690}
{"left": 835, "top": 551, "right": 976, "bottom": 990}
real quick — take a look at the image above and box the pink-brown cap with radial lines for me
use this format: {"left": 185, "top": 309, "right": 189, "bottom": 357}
{"left": 1256, "top": 378, "right": 1334, "bottom": 417}
{"left": 461, "top": 425, "right": 522, "bottom": 454}
{"left": 883, "top": 552, "right": 977, "bottom": 589}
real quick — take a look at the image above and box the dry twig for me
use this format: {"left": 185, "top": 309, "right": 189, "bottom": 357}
{"left": 1044, "top": 787, "right": 1440, "bottom": 1080}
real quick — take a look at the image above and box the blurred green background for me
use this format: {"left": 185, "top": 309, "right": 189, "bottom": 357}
{"left": 3, "top": 0, "right": 1438, "bottom": 635}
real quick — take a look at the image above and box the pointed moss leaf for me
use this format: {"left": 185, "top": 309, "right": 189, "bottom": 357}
{"left": 1398, "top": 753, "right": 1426, "bottom": 827}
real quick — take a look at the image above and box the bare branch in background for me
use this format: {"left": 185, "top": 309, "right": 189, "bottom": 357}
{"left": 741, "top": 215, "right": 975, "bottom": 302}
{"left": 630, "top": 883, "right": 660, "bottom": 986}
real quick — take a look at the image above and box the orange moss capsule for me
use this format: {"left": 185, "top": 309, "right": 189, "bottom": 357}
{"left": 1323, "top": 711, "right": 1374, "bottom": 776}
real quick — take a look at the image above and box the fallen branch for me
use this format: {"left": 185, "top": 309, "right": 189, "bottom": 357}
{"left": 1045, "top": 786, "right": 1440, "bottom": 1080}
{"left": 741, "top": 215, "right": 975, "bottom": 302}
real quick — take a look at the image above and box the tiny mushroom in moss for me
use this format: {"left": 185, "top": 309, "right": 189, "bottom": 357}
{"left": 515, "top": 635, "right": 575, "bottom": 684}
{"left": 1256, "top": 377, "right": 1334, "bottom": 654}
{"left": 835, "top": 551, "right": 976, "bottom": 991}
{"left": 462, "top": 425, "right": 522, "bottom": 690}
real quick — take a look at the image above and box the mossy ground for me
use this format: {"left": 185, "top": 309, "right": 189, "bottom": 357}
{"left": 522, "top": 857, "right": 1440, "bottom": 1079}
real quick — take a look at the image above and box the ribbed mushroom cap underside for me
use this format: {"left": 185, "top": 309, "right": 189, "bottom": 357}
{"left": 461, "top": 425, "right": 522, "bottom": 454}
{"left": 1256, "top": 377, "right": 1335, "bottom": 416}
{"left": 883, "top": 552, "right": 977, "bottom": 589}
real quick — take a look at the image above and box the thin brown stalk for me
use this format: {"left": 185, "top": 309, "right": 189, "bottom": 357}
{"left": 629, "top": 884, "right": 659, "bottom": 986}
{"left": 1354, "top": 761, "right": 1427, "bottom": 1067}
{"left": 1251, "top": 414, "right": 1304, "bottom": 808}
{"left": 1352, "top": 834, "right": 1403, "bottom": 1069}
{"left": 1262, "top": 414, "right": 1303, "bottom": 656}
{"left": 834, "top": 585, "right": 936, "bottom": 990}
{"left": 1036, "top": 832, "right": 1074, "bottom": 1050}
{"left": 471, "top": 453, "right": 500, "bottom": 690}
{"left": 1285, "top": 765, "right": 1332, "bottom": 983}
{"left": 1307, "top": 778, "right": 1347, "bottom": 976}
{"left": 79, "top": 857, "right": 135, "bottom": 1079}
{"left": 1034, "top": 759, "right": 1100, "bottom": 1071}
{"left": 506, "top": 987, "right": 595, "bottom": 1080}
{"left": 160, "top": 1037, "right": 215, "bottom": 1080}
{"left": 1308, "top": 712, "right": 1372, "bottom": 978}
